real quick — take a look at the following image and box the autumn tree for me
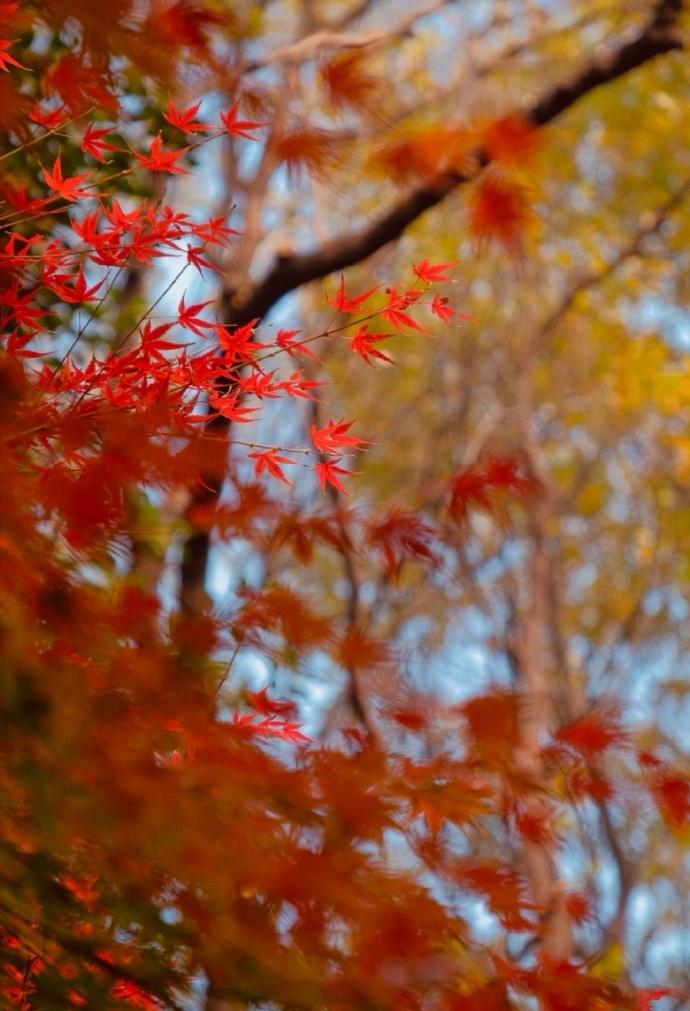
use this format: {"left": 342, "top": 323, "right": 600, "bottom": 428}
{"left": 1, "top": 2, "right": 689, "bottom": 1011}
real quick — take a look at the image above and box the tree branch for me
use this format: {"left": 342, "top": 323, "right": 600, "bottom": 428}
{"left": 182, "top": 0, "right": 685, "bottom": 624}
{"left": 227, "top": 0, "right": 684, "bottom": 327}
{"left": 242, "top": 0, "right": 454, "bottom": 72}
{"left": 229, "top": 175, "right": 461, "bottom": 323}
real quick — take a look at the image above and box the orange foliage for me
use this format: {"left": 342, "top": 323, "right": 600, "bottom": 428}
{"left": 0, "top": 6, "right": 685, "bottom": 1011}
{"left": 480, "top": 115, "right": 542, "bottom": 166}
{"left": 273, "top": 125, "right": 343, "bottom": 179}
{"left": 377, "top": 124, "right": 476, "bottom": 183}
{"left": 319, "top": 52, "right": 379, "bottom": 112}
{"left": 469, "top": 171, "right": 534, "bottom": 250}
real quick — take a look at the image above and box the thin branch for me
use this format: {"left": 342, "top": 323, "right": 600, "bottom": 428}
{"left": 242, "top": 0, "right": 454, "bottom": 72}
{"left": 537, "top": 176, "right": 690, "bottom": 342}
{"left": 326, "top": 0, "right": 379, "bottom": 32}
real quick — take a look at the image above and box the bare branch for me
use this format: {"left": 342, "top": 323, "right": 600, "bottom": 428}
{"left": 243, "top": 0, "right": 454, "bottom": 72}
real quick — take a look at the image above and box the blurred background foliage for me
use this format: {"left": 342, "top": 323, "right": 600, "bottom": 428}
{"left": 1, "top": 0, "right": 690, "bottom": 1008}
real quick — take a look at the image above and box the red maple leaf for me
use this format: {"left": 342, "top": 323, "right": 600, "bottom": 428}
{"left": 310, "top": 419, "right": 369, "bottom": 455}
{"left": 219, "top": 104, "right": 264, "bottom": 140}
{"left": 163, "top": 97, "right": 210, "bottom": 133}
{"left": 430, "top": 294, "right": 455, "bottom": 323}
{"left": 207, "top": 391, "right": 257, "bottom": 423}
{"left": 191, "top": 214, "right": 240, "bottom": 245}
{"left": 248, "top": 448, "right": 295, "bottom": 484}
{"left": 185, "top": 244, "right": 215, "bottom": 275}
{"left": 230, "top": 712, "right": 311, "bottom": 744}
{"left": 315, "top": 458, "right": 356, "bottom": 494}
{"left": 42, "top": 156, "right": 93, "bottom": 201}
{"left": 430, "top": 294, "right": 474, "bottom": 324}
{"left": 365, "top": 510, "right": 438, "bottom": 578}
{"left": 1, "top": 283, "right": 46, "bottom": 329}
{"left": 177, "top": 294, "right": 214, "bottom": 336}
{"left": 555, "top": 706, "right": 626, "bottom": 760}
{"left": 449, "top": 455, "right": 536, "bottom": 524}
{"left": 348, "top": 326, "right": 394, "bottom": 365}
{"left": 81, "top": 124, "right": 119, "bottom": 162}
{"left": 267, "top": 720, "right": 312, "bottom": 744}
{"left": 381, "top": 286, "right": 426, "bottom": 333}
{"left": 214, "top": 318, "right": 264, "bottom": 359}
{"left": 328, "top": 276, "right": 379, "bottom": 313}
{"left": 45, "top": 270, "right": 106, "bottom": 304}
{"left": 413, "top": 258, "right": 454, "bottom": 283}
{"left": 135, "top": 134, "right": 188, "bottom": 173}
{"left": 30, "top": 103, "right": 68, "bottom": 128}
{"left": 277, "top": 370, "right": 323, "bottom": 401}
{"left": 139, "top": 320, "right": 184, "bottom": 360}
{"left": 470, "top": 171, "right": 532, "bottom": 250}
{"left": 247, "top": 686, "right": 296, "bottom": 717}
{"left": 275, "top": 327, "right": 320, "bottom": 361}
{"left": 0, "top": 36, "right": 25, "bottom": 71}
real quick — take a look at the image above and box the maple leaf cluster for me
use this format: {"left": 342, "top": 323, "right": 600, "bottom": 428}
{"left": 0, "top": 6, "right": 687, "bottom": 1011}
